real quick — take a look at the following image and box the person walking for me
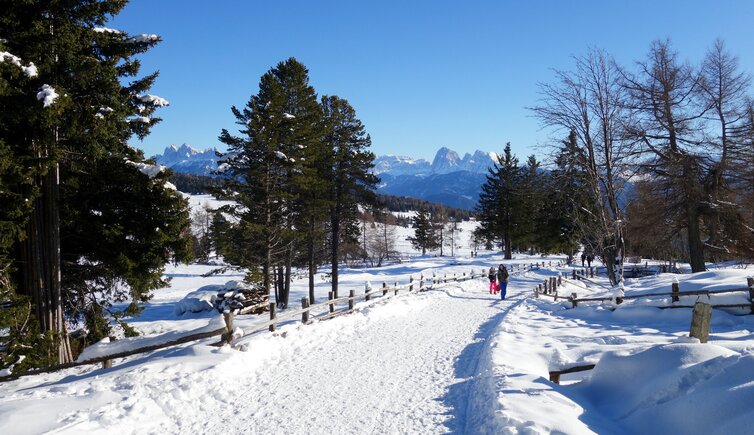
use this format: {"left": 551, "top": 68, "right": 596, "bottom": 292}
{"left": 488, "top": 266, "right": 497, "bottom": 294}
{"left": 497, "top": 264, "right": 509, "bottom": 300}
{"left": 586, "top": 255, "right": 593, "bottom": 268}
{"left": 580, "top": 253, "right": 586, "bottom": 267}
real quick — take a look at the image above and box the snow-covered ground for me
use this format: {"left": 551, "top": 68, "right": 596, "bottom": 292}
{"left": 1, "top": 197, "right": 754, "bottom": 434}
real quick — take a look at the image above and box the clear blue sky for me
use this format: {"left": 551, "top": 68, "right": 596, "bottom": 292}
{"left": 111, "top": 0, "right": 754, "bottom": 161}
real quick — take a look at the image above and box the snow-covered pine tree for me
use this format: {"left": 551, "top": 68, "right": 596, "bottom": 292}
{"left": 0, "top": 0, "right": 190, "bottom": 368}
{"left": 321, "top": 95, "right": 378, "bottom": 298}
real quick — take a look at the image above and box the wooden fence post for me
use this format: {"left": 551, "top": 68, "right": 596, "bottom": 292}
{"left": 349, "top": 290, "right": 355, "bottom": 311}
{"left": 571, "top": 292, "right": 578, "bottom": 308}
{"left": 534, "top": 286, "right": 539, "bottom": 298}
{"left": 557, "top": 274, "right": 562, "bottom": 287}
{"left": 572, "top": 270, "right": 576, "bottom": 280}
{"left": 102, "top": 359, "right": 112, "bottom": 369}
{"left": 382, "top": 282, "right": 387, "bottom": 296}
{"left": 365, "top": 282, "right": 371, "bottom": 301}
{"left": 409, "top": 276, "right": 414, "bottom": 291}
{"left": 748, "top": 277, "right": 754, "bottom": 314}
{"left": 537, "top": 283, "right": 542, "bottom": 295}
{"left": 394, "top": 282, "right": 398, "bottom": 296}
{"left": 420, "top": 274, "right": 424, "bottom": 290}
{"left": 672, "top": 282, "right": 680, "bottom": 303}
{"left": 301, "top": 298, "right": 310, "bottom": 324}
{"left": 328, "top": 291, "right": 335, "bottom": 315}
{"left": 554, "top": 291, "right": 558, "bottom": 301}
{"left": 689, "top": 302, "right": 712, "bottom": 343}
{"left": 269, "top": 302, "right": 276, "bottom": 332}
{"left": 222, "top": 311, "right": 234, "bottom": 345}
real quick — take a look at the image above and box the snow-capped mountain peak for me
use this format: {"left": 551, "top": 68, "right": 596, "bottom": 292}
{"left": 153, "top": 144, "right": 220, "bottom": 176}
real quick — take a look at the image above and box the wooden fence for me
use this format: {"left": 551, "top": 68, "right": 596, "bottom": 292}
{"left": 535, "top": 271, "right": 754, "bottom": 314}
{"left": 0, "top": 260, "right": 558, "bottom": 382}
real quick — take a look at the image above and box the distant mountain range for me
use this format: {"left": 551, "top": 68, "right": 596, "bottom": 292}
{"left": 153, "top": 144, "right": 499, "bottom": 210}
{"left": 153, "top": 144, "right": 220, "bottom": 176}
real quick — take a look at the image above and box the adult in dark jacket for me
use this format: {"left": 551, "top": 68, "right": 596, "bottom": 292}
{"left": 497, "top": 264, "right": 509, "bottom": 300}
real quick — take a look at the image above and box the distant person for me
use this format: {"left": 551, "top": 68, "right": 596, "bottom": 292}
{"left": 497, "top": 264, "right": 509, "bottom": 300}
{"left": 488, "top": 266, "right": 497, "bottom": 294}
{"left": 581, "top": 253, "right": 586, "bottom": 267}
{"left": 586, "top": 255, "right": 593, "bottom": 268}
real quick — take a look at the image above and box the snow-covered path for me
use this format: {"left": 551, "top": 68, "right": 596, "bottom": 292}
{"left": 0, "top": 277, "right": 518, "bottom": 435}
{"left": 188, "top": 281, "right": 505, "bottom": 434}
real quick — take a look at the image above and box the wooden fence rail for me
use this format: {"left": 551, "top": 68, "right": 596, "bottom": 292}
{"left": 535, "top": 272, "right": 754, "bottom": 315}
{"left": 1, "top": 260, "right": 557, "bottom": 382}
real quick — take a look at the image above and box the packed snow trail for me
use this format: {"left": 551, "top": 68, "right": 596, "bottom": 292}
{"left": 0, "top": 276, "right": 525, "bottom": 434}
{"left": 194, "top": 280, "right": 507, "bottom": 434}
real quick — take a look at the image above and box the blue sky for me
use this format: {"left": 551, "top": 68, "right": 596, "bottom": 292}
{"left": 112, "top": 1, "right": 754, "bottom": 161}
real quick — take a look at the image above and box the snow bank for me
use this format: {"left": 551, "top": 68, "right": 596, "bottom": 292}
{"left": 76, "top": 316, "right": 225, "bottom": 362}
{"left": 174, "top": 288, "right": 220, "bottom": 315}
{"left": 574, "top": 343, "right": 754, "bottom": 434}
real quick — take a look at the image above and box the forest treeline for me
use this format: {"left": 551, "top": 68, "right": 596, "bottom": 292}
{"left": 476, "top": 40, "right": 754, "bottom": 284}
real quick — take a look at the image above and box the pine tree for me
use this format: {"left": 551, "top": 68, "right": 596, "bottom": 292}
{"left": 217, "top": 58, "right": 322, "bottom": 305}
{"left": 0, "top": 1, "right": 189, "bottom": 366}
{"left": 407, "top": 208, "right": 439, "bottom": 255}
{"left": 322, "top": 96, "right": 377, "bottom": 297}
{"left": 475, "top": 143, "right": 520, "bottom": 259}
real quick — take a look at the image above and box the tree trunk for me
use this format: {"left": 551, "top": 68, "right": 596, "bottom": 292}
{"left": 308, "top": 233, "right": 315, "bottom": 304}
{"left": 18, "top": 164, "right": 72, "bottom": 363}
{"left": 331, "top": 207, "right": 340, "bottom": 299}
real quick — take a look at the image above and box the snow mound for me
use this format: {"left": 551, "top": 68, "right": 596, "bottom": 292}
{"left": 576, "top": 343, "right": 752, "bottom": 434}
{"left": 174, "top": 288, "right": 220, "bottom": 316}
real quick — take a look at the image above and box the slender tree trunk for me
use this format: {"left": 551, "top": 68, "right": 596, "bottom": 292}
{"left": 331, "top": 206, "right": 340, "bottom": 299}
{"left": 283, "top": 249, "right": 292, "bottom": 309}
{"left": 308, "top": 232, "right": 315, "bottom": 304}
{"left": 19, "top": 163, "right": 72, "bottom": 363}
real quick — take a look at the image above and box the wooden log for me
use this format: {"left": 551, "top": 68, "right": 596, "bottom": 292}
{"left": 748, "top": 277, "right": 754, "bottom": 314}
{"left": 301, "top": 298, "right": 310, "bottom": 324}
{"left": 348, "top": 290, "right": 355, "bottom": 311}
{"left": 328, "top": 291, "right": 335, "bottom": 314}
{"left": 269, "top": 302, "right": 276, "bottom": 332}
{"left": 671, "top": 282, "right": 680, "bottom": 302}
{"left": 689, "top": 302, "right": 712, "bottom": 343}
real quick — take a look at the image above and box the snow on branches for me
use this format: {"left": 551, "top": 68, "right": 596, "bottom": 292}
{"left": 36, "top": 85, "right": 58, "bottom": 108}
{"left": 0, "top": 51, "right": 37, "bottom": 78}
